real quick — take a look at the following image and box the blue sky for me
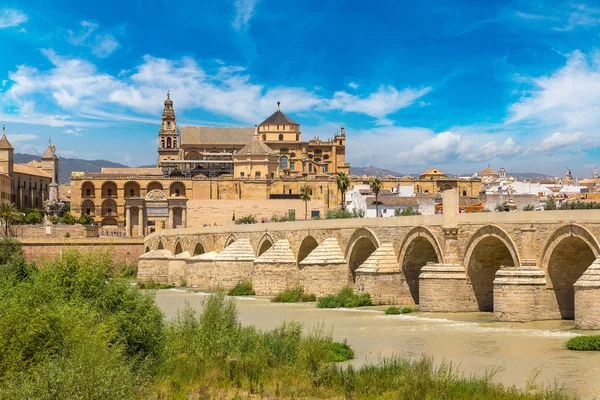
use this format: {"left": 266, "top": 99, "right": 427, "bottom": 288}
{"left": 0, "top": 0, "right": 599, "bottom": 176}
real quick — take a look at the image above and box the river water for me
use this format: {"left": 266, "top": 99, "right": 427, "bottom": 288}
{"left": 155, "top": 289, "right": 600, "bottom": 399}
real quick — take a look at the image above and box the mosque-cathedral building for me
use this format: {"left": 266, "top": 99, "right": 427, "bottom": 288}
{"left": 70, "top": 93, "right": 351, "bottom": 234}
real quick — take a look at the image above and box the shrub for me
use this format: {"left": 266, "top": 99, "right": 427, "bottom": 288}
{"left": 545, "top": 197, "right": 557, "bottom": 210}
{"left": 566, "top": 335, "right": 600, "bottom": 351}
{"left": 271, "top": 213, "right": 290, "bottom": 222}
{"left": 401, "top": 306, "right": 413, "bottom": 313}
{"left": 317, "top": 287, "right": 372, "bottom": 308}
{"left": 235, "top": 215, "right": 257, "bottom": 224}
{"left": 523, "top": 204, "right": 535, "bottom": 211}
{"left": 395, "top": 206, "right": 421, "bottom": 216}
{"left": 138, "top": 280, "right": 176, "bottom": 290}
{"left": 48, "top": 215, "right": 60, "bottom": 224}
{"left": 325, "top": 209, "right": 362, "bottom": 219}
{"left": 228, "top": 280, "right": 255, "bottom": 296}
{"left": 385, "top": 306, "right": 401, "bottom": 314}
{"left": 328, "top": 341, "right": 354, "bottom": 362}
{"left": 78, "top": 214, "right": 93, "bottom": 225}
{"left": 61, "top": 212, "right": 77, "bottom": 225}
{"left": 25, "top": 211, "right": 42, "bottom": 224}
{"left": 272, "top": 286, "right": 317, "bottom": 303}
{"left": 495, "top": 204, "right": 506, "bottom": 212}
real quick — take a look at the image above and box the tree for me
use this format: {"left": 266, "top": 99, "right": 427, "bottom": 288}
{"left": 545, "top": 197, "right": 557, "bottom": 210}
{"left": 370, "top": 178, "right": 383, "bottom": 217}
{"left": 25, "top": 211, "right": 42, "bottom": 225}
{"left": 336, "top": 172, "right": 350, "bottom": 210}
{"left": 0, "top": 203, "right": 20, "bottom": 236}
{"left": 299, "top": 185, "right": 313, "bottom": 220}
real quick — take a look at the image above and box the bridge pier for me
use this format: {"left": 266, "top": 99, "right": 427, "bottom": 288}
{"left": 298, "top": 238, "right": 348, "bottom": 296}
{"left": 252, "top": 239, "right": 299, "bottom": 295}
{"left": 574, "top": 258, "right": 600, "bottom": 329}
{"left": 419, "top": 264, "right": 478, "bottom": 312}
{"left": 493, "top": 261, "right": 552, "bottom": 322}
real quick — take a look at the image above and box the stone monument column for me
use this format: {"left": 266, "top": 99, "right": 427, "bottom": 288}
{"left": 168, "top": 207, "right": 174, "bottom": 229}
{"left": 138, "top": 207, "right": 144, "bottom": 237}
{"left": 182, "top": 208, "right": 187, "bottom": 228}
{"left": 125, "top": 206, "right": 131, "bottom": 236}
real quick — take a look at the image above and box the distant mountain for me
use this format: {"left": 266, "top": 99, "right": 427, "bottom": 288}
{"left": 350, "top": 166, "right": 407, "bottom": 177}
{"left": 14, "top": 153, "right": 129, "bottom": 184}
{"left": 507, "top": 172, "right": 553, "bottom": 181}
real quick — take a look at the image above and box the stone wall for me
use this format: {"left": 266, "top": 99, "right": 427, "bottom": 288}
{"left": 13, "top": 224, "right": 98, "bottom": 239}
{"left": 21, "top": 237, "right": 144, "bottom": 265}
{"left": 481, "top": 194, "right": 539, "bottom": 211}
{"left": 186, "top": 199, "right": 325, "bottom": 227}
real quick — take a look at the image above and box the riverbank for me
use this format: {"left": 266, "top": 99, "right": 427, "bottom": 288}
{"left": 156, "top": 289, "right": 600, "bottom": 399}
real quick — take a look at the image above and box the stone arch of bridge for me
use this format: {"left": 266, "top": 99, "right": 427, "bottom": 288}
{"left": 541, "top": 224, "right": 600, "bottom": 320}
{"left": 346, "top": 228, "right": 380, "bottom": 283}
{"left": 257, "top": 233, "right": 274, "bottom": 257}
{"left": 174, "top": 240, "right": 183, "bottom": 255}
{"left": 398, "top": 227, "right": 443, "bottom": 304}
{"left": 193, "top": 242, "right": 205, "bottom": 256}
{"left": 463, "top": 225, "right": 520, "bottom": 312}
{"left": 224, "top": 234, "right": 238, "bottom": 249}
{"left": 297, "top": 235, "right": 319, "bottom": 265}
{"left": 144, "top": 246, "right": 150, "bottom": 253}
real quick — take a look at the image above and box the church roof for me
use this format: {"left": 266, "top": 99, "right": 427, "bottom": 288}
{"left": 180, "top": 126, "right": 255, "bottom": 145}
{"left": 236, "top": 135, "right": 276, "bottom": 156}
{"left": 479, "top": 166, "right": 499, "bottom": 177}
{"left": 13, "top": 164, "right": 51, "bottom": 178}
{"left": 259, "top": 103, "right": 299, "bottom": 125}
{"left": 0, "top": 127, "right": 13, "bottom": 150}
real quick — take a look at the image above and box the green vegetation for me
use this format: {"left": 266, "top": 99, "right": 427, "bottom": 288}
{"left": 299, "top": 184, "right": 313, "bottom": 220}
{"left": 235, "top": 214, "right": 257, "bottom": 224}
{"left": 560, "top": 201, "right": 600, "bottom": 210}
{"left": 61, "top": 212, "right": 78, "bottom": 225}
{"left": 317, "top": 286, "right": 373, "bottom": 308}
{"left": 385, "top": 306, "right": 413, "bottom": 314}
{"left": 326, "top": 208, "right": 364, "bottom": 219}
{"left": 495, "top": 204, "right": 507, "bottom": 212}
{"left": 272, "top": 286, "right": 317, "bottom": 303}
{"left": 271, "top": 213, "right": 291, "bottom": 222}
{"left": 370, "top": 177, "right": 383, "bottom": 217}
{"left": 523, "top": 204, "right": 536, "bottom": 211}
{"left": 138, "top": 280, "right": 176, "bottom": 290}
{"left": 24, "top": 211, "right": 42, "bottom": 224}
{"left": 395, "top": 206, "right": 421, "bottom": 216}
{"left": 0, "top": 203, "right": 20, "bottom": 235}
{"left": 545, "top": 197, "right": 557, "bottom": 210}
{"left": 227, "top": 280, "right": 255, "bottom": 296}
{"left": 78, "top": 214, "right": 94, "bottom": 225}
{"left": 336, "top": 171, "right": 350, "bottom": 210}
{"left": 566, "top": 335, "right": 600, "bottom": 351}
{"left": 0, "top": 242, "right": 577, "bottom": 399}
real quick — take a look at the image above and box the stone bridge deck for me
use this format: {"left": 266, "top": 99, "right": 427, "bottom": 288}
{"left": 139, "top": 190, "right": 600, "bottom": 329}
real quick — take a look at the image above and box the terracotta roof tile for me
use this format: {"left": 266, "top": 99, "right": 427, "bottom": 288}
{"left": 180, "top": 126, "right": 255, "bottom": 145}
{"left": 13, "top": 164, "right": 51, "bottom": 178}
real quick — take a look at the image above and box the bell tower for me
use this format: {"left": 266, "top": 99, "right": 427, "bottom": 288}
{"left": 157, "top": 91, "right": 180, "bottom": 166}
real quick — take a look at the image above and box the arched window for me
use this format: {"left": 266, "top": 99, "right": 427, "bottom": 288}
{"left": 161, "top": 139, "right": 165, "bottom": 148}
{"left": 280, "top": 156, "right": 289, "bottom": 169}
{"left": 166, "top": 121, "right": 171, "bottom": 129}
{"left": 462, "top": 190, "right": 467, "bottom": 196}
{"left": 278, "top": 134, "right": 283, "bottom": 141}
{"left": 167, "top": 137, "right": 172, "bottom": 148}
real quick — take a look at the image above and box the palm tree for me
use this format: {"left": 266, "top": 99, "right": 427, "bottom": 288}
{"left": 299, "top": 185, "right": 313, "bottom": 220}
{"left": 370, "top": 177, "right": 383, "bottom": 217}
{"left": 336, "top": 172, "right": 350, "bottom": 210}
{"left": 0, "top": 203, "right": 20, "bottom": 236}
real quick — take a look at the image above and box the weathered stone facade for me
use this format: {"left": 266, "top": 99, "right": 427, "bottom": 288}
{"left": 139, "top": 189, "right": 600, "bottom": 329}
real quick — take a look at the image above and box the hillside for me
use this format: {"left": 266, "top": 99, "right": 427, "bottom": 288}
{"left": 350, "top": 166, "right": 406, "bottom": 177}
{"left": 14, "top": 153, "right": 129, "bottom": 184}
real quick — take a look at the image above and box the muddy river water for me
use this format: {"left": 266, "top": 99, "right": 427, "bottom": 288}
{"left": 156, "top": 290, "right": 600, "bottom": 399}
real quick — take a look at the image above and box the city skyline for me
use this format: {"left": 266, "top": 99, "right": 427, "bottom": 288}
{"left": 0, "top": 0, "right": 599, "bottom": 176}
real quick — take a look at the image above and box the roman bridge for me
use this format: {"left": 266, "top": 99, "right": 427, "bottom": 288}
{"left": 139, "top": 190, "right": 600, "bottom": 329}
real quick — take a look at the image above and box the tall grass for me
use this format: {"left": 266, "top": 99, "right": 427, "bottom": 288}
{"left": 317, "top": 286, "right": 373, "bottom": 308}
{"left": 227, "top": 280, "right": 255, "bottom": 296}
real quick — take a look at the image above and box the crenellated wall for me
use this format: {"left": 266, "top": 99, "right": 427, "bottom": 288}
{"left": 139, "top": 189, "right": 600, "bottom": 328}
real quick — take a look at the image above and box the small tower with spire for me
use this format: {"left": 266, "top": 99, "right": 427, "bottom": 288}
{"left": 0, "top": 125, "right": 14, "bottom": 176}
{"left": 157, "top": 91, "right": 180, "bottom": 166}
{"left": 41, "top": 138, "right": 59, "bottom": 184}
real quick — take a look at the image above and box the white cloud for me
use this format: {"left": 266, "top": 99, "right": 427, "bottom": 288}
{"left": 92, "top": 34, "right": 120, "bottom": 58}
{"left": 513, "top": 3, "right": 600, "bottom": 31}
{"left": 0, "top": 9, "right": 28, "bottom": 28}
{"left": 348, "top": 82, "right": 359, "bottom": 89}
{"left": 2, "top": 51, "right": 426, "bottom": 127}
{"left": 6, "top": 133, "right": 37, "bottom": 142}
{"left": 67, "top": 20, "right": 120, "bottom": 58}
{"left": 533, "top": 131, "right": 585, "bottom": 153}
{"left": 508, "top": 50, "right": 600, "bottom": 132}
{"left": 393, "top": 131, "right": 521, "bottom": 167}
{"left": 232, "top": 0, "right": 259, "bottom": 31}
{"left": 57, "top": 149, "right": 77, "bottom": 157}
{"left": 62, "top": 128, "right": 86, "bottom": 136}
{"left": 327, "top": 85, "right": 432, "bottom": 122}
